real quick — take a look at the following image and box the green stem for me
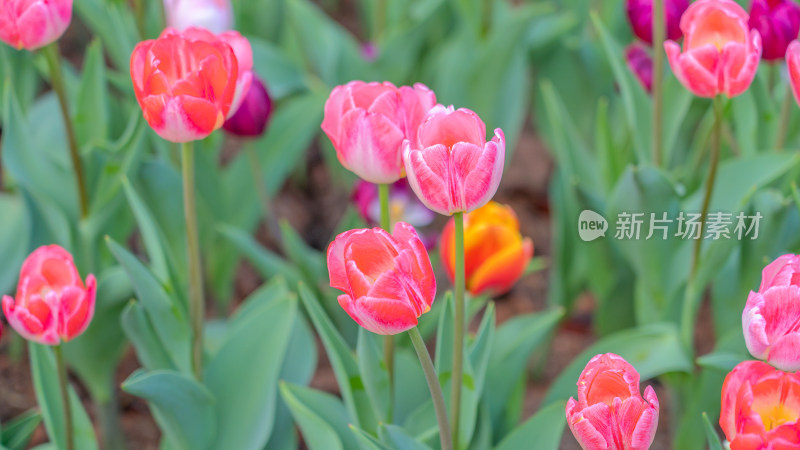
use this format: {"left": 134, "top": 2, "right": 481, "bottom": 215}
{"left": 182, "top": 142, "right": 205, "bottom": 380}
{"left": 97, "top": 393, "right": 126, "bottom": 450}
{"left": 54, "top": 345, "right": 74, "bottom": 450}
{"left": 777, "top": 86, "right": 793, "bottom": 151}
{"left": 43, "top": 43, "right": 89, "bottom": 219}
{"left": 681, "top": 96, "right": 723, "bottom": 352}
{"left": 408, "top": 327, "right": 453, "bottom": 450}
{"left": 451, "top": 211, "right": 465, "bottom": 449}
{"left": 652, "top": 0, "right": 665, "bottom": 167}
{"left": 377, "top": 183, "right": 394, "bottom": 421}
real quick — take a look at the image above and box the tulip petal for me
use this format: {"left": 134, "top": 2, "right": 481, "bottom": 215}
{"left": 327, "top": 229, "right": 361, "bottom": 292}
{"left": 468, "top": 237, "right": 532, "bottom": 296}
{"left": 338, "top": 108, "right": 405, "bottom": 184}
{"left": 345, "top": 296, "right": 419, "bottom": 335}
{"left": 768, "top": 333, "right": 800, "bottom": 371}
{"left": 404, "top": 144, "right": 454, "bottom": 215}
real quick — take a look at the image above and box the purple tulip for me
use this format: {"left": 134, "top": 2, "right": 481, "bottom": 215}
{"left": 749, "top": 0, "right": 800, "bottom": 61}
{"left": 626, "top": 0, "right": 690, "bottom": 45}
{"left": 223, "top": 76, "right": 273, "bottom": 137}
{"left": 626, "top": 43, "right": 654, "bottom": 93}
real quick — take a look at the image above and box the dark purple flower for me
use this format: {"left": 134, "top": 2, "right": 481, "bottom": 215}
{"left": 626, "top": 43, "right": 654, "bottom": 93}
{"left": 749, "top": 0, "right": 800, "bottom": 61}
{"left": 626, "top": 0, "right": 690, "bottom": 45}
{"left": 223, "top": 76, "right": 272, "bottom": 137}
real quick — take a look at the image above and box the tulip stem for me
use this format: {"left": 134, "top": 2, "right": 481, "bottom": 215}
{"left": 652, "top": 0, "right": 665, "bottom": 167}
{"left": 777, "top": 86, "right": 794, "bottom": 151}
{"left": 408, "top": 327, "right": 453, "bottom": 450}
{"left": 451, "top": 211, "right": 465, "bottom": 449}
{"left": 182, "top": 142, "right": 205, "bottom": 380}
{"left": 378, "top": 182, "right": 395, "bottom": 421}
{"left": 681, "top": 96, "right": 723, "bottom": 352}
{"left": 54, "top": 345, "right": 74, "bottom": 450}
{"left": 43, "top": 43, "right": 89, "bottom": 219}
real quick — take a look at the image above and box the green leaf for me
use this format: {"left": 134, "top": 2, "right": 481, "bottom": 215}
{"left": 696, "top": 351, "right": 747, "bottom": 372}
{"left": 250, "top": 38, "right": 308, "bottom": 99}
{"left": 74, "top": 39, "right": 108, "bottom": 148}
{"left": 74, "top": 0, "right": 139, "bottom": 70}
{"left": 356, "top": 328, "right": 391, "bottom": 423}
{"left": 493, "top": 401, "right": 566, "bottom": 450}
{"left": 703, "top": 412, "right": 724, "bottom": 450}
{"left": 107, "top": 237, "right": 191, "bottom": 373}
{"left": 1, "top": 410, "right": 42, "bottom": 450}
{"left": 486, "top": 307, "right": 563, "bottom": 435}
{"left": 297, "top": 283, "right": 376, "bottom": 432}
{"left": 349, "top": 425, "right": 388, "bottom": 450}
{"left": 120, "top": 300, "right": 175, "bottom": 371}
{"left": 122, "top": 370, "right": 216, "bottom": 450}
{"left": 379, "top": 424, "right": 433, "bottom": 450}
{"left": 29, "top": 344, "right": 98, "bottom": 450}
{"left": 280, "top": 383, "right": 360, "bottom": 450}
{"left": 205, "top": 288, "right": 298, "bottom": 450}
{"left": 591, "top": 13, "right": 651, "bottom": 163}
{"left": 543, "top": 323, "right": 692, "bottom": 405}
{"left": 121, "top": 178, "right": 171, "bottom": 283}
{"left": 218, "top": 225, "right": 304, "bottom": 287}
{"left": 0, "top": 194, "right": 30, "bottom": 295}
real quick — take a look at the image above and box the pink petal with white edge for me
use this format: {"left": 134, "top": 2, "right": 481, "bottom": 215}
{"left": 404, "top": 143, "right": 454, "bottom": 215}
{"left": 721, "top": 33, "right": 762, "bottom": 98}
{"left": 459, "top": 129, "right": 505, "bottom": 213}
{"left": 339, "top": 108, "right": 405, "bottom": 184}
{"left": 743, "top": 292, "right": 771, "bottom": 360}
{"left": 665, "top": 41, "right": 720, "bottom": 97}
{"left": 789, "top": 42, "right": 800, "bottom": 107}
{"left": 345, "top": 296, "right": 419, "bottom": 335}
{"left": 767, "top": 333, "right": 800, "bottom": 371}
{"left": 327, "top": 229, "right": 362, "bottom": 292}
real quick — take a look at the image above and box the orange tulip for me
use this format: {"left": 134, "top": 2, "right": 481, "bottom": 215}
{"left": 439, "top": 201, "right": 533, "bottom": 296}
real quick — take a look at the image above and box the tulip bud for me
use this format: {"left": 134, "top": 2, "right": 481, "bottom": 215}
{"left": 327, "top": 222, "right": 436, "bottom": 335}
{"left": 625, "top": 43, "right": 654, "bottom": 93}
{"left": 720, "top": 360, "right": 800, "bottom": 448}
{"left": 749, "top": 0, "right": 800, "bottom": 61}
{"left": 439, "top": 201, "right": 533, "bottom": 297}
{"left": 566, "top": 353, "right": 659, "bottom": 450}
{"left": 743, "top": 254, "right": 800, "bottom": 371}
{"left": 786, "top": 40, "right": 800, "bottom": 106}
{"left": 163, "top": 0, "right": 233, "bottom": 34}
{"left": 403, "top": 105, "right": 505, "bottom": 216}
{"left": 130, "top": 27, "right": 239, "bottom": 143}
{"left": 0, "top": 0, "right": 73, "bottom": 51}
{"left": 223, "top": 76, "right": 272, "bottom": 137}
{"left": 2, "top": 245, "right": 96, "bottom": 345}
{"left": 626, "top": 0, "right": 689, "bottom": 45}
{"left": 321, "top": 81, "right": 437, "bottom": 184}
{"left": 665, "top": 0, "right": 762, "bottom": 98}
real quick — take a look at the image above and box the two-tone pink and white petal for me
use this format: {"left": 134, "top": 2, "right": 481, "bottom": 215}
{"left": 743, "top": 285, "right": 800, "bottom": 371}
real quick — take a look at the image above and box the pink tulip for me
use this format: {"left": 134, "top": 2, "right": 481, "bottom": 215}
{"left": 626, "top": 43, "right": 654, "bottom": 93}
{"left": 180, "top": 27, "right": 253, "bottom": 118}
{"left": 0, "top": 0, "right": 72, "bottom": 51}
{"left": 787, "top": 41, "right": 800, "bottom": 107}
{"left": 2, "top": 245, "right": 96, "bottom": 345}
{"left": 749, "top": 0, "right": 800, "bottom": 61}
{"left": 720, "top": 360, "right": 800, "bottom": 448}
{"left": 403, "top": 105, "right": 505, "bottom": 216}
{"left": 626, "top": 0, "right": 690, "bottom": 45}
{"left": 743, "top": 254, "right": 800, "bottom": 371}
{"left": 566, "top": 353, "right": 660, "bottom": 450}
{"left": 163, "top": 0, "right": 232, "bottom": 34}
{"left": 321, "top": 81, "right": 437, "bottom": 184}
{"left": 664, "top": 0, "right": 762, "bottom": 98}
{"left": 223, "top": 76, "right": 272, "bottom": 137}
{"left": 327, "top": 222, "right": 436, "bottom": 335}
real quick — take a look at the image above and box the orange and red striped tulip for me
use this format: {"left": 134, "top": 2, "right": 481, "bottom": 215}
{"left": 130, "top": 27, "right": 239, "bottom": 143}
{"left": 439, "top": 201, "right": 532, "bottom": 296}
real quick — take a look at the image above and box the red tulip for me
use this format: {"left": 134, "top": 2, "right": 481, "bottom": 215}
{"left": 665, "top": 0, "right": 762, "bottom": 98}
{"left": 749, "top": 0, "right": 800, "bottom": 61}
{"left": 321, "top": 81, "right": 437, "bottom": 184}
{"left": 566, "top": 353, "right": 659, "bottom": 450}
{"left": 327, "top": 222, "right": 436, "bottom": 335}
{"left": 2, "top": 245, "right": 96, "bottom": 345}
{"left": 0, "top": 0, "right": 72, "bottom": 51}
{"left": 403, "top": 105, "right": 505, "bottom": 216}
{"left": 720, "top": 360, "right": 800, "bottom": 448}
{"left": 130, "top": 27, "right": 239, "bottom": 143}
